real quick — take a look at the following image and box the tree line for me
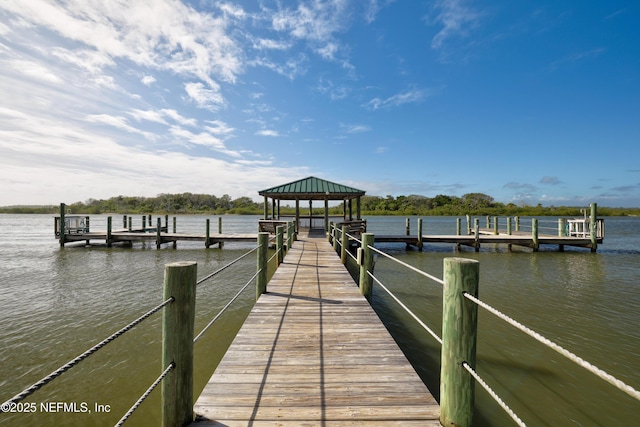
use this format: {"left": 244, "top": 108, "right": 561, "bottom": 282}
{"left": 1, "top": 192, "right": 638, "bottom": 216}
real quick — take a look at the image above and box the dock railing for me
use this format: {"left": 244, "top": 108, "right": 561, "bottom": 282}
{"left": 329, "top": 222, "right": 639, "bottom": 427}
{"left": 2, "top": 223, "right": 295, "bottom": 426}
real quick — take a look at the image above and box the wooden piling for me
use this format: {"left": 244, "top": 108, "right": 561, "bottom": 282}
{"left": 59, "top": 203, "right": 66, "bottom": 247}
{"left": 532, "top": 218, "right": 539, "bottom": 252}
{"left": 440, "top": 257, "right": 479, "bottom": 427}
{"left": 493, "top": 217, "right": 499, "bottom": 235}
{"left": 162, "top": 261, "right": 196, "bottom": 427}
{"left": 107, "top": 217, "right": 112, "bottom": 248}
{"left": 276, "top": 225, "right": 284, "bottom": 265}
{"left": 156, "top": 218, "right": 162, "bottom": 249}
{"left": 358, "top": 233, "right": 375, "bottom": 301}
{"left": 417, "top": 218, "right": 423, "bottom": 251}
{"left": 340, "top": 225, "right": 348, "bottom": 264}
{"left": 590, "top": 203, "right": 598, "bottom": 252}
{"left": 205, "top": 219, "right": 210, "bottom": 249}
{"left": 256, "top": 232, "right": 269, "bottom": 299}
{"left": 474, "top": 219, "right": 480, "bottom": 252}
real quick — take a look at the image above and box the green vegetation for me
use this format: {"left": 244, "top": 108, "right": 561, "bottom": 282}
{"left": 1, "top": 192, "right": 639, "bottom": 216}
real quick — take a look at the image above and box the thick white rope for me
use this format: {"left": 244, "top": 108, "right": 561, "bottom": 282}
{"left": 462, "top": 362, "right": 527, "bottom": 427}
{"left": 368, "top": 244, "right": 444, "bottom": 286}
{"left": 369, "top": 272, "right": 442, "bottom": 345}
{"left": 463, "top": 292, "right": 640, "bottom": 401}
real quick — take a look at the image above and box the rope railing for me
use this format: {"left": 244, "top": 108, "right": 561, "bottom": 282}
{"left": 368, "top": 244, "right": 444, "bottom": 286}
{"left": 327, "top": 227, "right": 635, "bottom": 426}
{"left": 368, "top": 271, "right": 442, "bottom": 345}
{"left": 462, "top": 291, "right": 640, "bottom": 401}
{"left": 0, "top": 296, "right": 174, "bottom": 410}
{"left": 193, "top": 269, "right": 259, "bottom": 343}
{"left": 462, "top": 362, "right": 527, "bottom": 427}
{"left": 197, "top": 246, "right": 259, "bottom": 286}
{"left": 114, "top": 362, "right": 175, "bottom": 427}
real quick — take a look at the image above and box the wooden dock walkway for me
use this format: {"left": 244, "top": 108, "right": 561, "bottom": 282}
{"left": 373, "top": 229, "right": 603, "bottom": 252}
{"left": 191, "top": 232, "right": 439, "bottom": 426}
{"left": 60, "top": 230, "right": 258, "bottom": 247}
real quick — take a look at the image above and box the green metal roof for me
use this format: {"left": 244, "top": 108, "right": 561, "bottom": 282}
{"left": 258, "top": 176, "right": 365, "bottom": 200}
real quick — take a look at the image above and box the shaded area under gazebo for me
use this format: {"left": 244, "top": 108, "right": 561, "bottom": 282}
{"left": 258, "top": 176, "right": 366, "bottom": 233}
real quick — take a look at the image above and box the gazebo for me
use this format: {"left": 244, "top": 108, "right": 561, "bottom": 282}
{"left": 258, "top": 176, "right": 366, "bottom": 232}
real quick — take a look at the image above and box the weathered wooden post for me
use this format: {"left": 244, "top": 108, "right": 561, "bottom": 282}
{"left": 456, "top": 217, "right": 462, "bottom": 236}
{"left": 485, "top": 216, "right": 490, "bottom": 229}
{"left": 515, "top": 216, "right": 520, "bottom": 232}
{"left": 59, "top": 203, "right": 66, "bottom": 247}
{"left": 466, "top": 214, "right": 471, "bottom": 235}
{"left": 417, "top": 218, "right": 423, "bottom": 251}
{"left": 493, "top": 217, "right": 499, "bottom": 235}
{"left": 328, "top": 221, "right": 334, "bottom": 244}
{"left": 156, "top": 218, "right": 162, "bottom": 249}
{"left": 532, "top": 218, "right": 539, "bottom": 252}
{"left": 440, "top": 257, "right": 479, "bottom": 427}
{"left": 590, "top": 202, "right": 598, "bottom": 252}
{"left": 276, "top": 225, "right": 284, "bottom": 265}
{"left": 172, "top": 217, "right": 177, "bottom": 249}
{"left": 263, "top": 196, "right": 269, "bottom": 220}
{"left": 162, "top": 261, "right": 196, "bottom": 427}
{"left": 218, "top": 217, "right": 222, "bottom": 234}
{"left": 107, "top": 216, "right": 113, "bottom": 248}
{"left": 558, "top": 217, "right": 566, "bottom": 251}
{"left": 507, "top": 217, "right": 512, "bottom": 235}
{"left": 123, "top": 215, "right": 127, "bottom": 228}
{"left": 358, "top": 233, "right": 375, "bottom": 301}
{"left": 142, "top": 215, "right": 147, "bottom": 231}
{"left": 474, "top": 218, "right": 480, "bottom": 252}
{"left": 405, "top": 218, "right": 410, "bottom": 236}
{"left": 128, "top": 216, "right": 132, "bottom": 232}
{"left": 340, "top": 225, "right": 348, "bottom": 264}
{"left": 164, "top": 215, "right": 169, "bottom": 231}
{"left": 256, "top": 232, "right": 269, "bottom": 299}
{"left": 205, "top": 219, "right": 210, "bottom": 249}
{"left": 332, "top": 224, "right": 339, "bottom": 252}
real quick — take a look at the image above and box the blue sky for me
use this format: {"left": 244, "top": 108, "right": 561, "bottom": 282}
{"left": 1, "top": 1, "right": 639, "bottom": 207}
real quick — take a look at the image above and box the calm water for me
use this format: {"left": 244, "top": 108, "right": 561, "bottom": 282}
{"left": 0, "top": 214, "right": 638, "bottom": 426}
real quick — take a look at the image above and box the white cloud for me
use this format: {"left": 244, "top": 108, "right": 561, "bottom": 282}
{"left": 85, "top": 114, "right": 156, "bottom": 140}
{"left": 0, "top": 0, "right": 243, "bottom": 86}
{"left": 428, "top": 0, "right": 482, "bottom": 49}
{"left": 141, "top": 75, "right": 156, "bottom": 86}
{"left": 256, "top": 130, "right": 280, "bottom": 137}
{"left": 205, "top": 120, "right": 235, "bottom": 136}
{"left": 7, "top": 59, "right": 62, "bottom": 83}
{"left": 169, "top": 125, "right": 240, "bottom": 157}
{"left": 345, "top": 124, "right": 371, "bottom": 134}
{"left": 366, "top": 89, "right": 426, "bottom": 110}
{"left": 184, "top": 82, "right": 225, "bottom": 110}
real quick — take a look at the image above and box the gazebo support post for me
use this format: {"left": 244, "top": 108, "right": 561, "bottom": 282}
{"left": 263, "top": 196, "right": 268, "bottom": 220}
{"left": 324, "top": 197, "right": 329, "bottom": 232}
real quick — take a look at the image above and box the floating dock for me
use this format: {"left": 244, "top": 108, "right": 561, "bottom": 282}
{"left": 191, "top": 232, "right": 440, "bottom": 426}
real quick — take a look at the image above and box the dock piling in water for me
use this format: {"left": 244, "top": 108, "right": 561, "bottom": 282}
{"left": 441, "top": 257, "right": 479, "bottom": 427}
{"left": 162, "top": 261, "right": 196, "bottom": 427}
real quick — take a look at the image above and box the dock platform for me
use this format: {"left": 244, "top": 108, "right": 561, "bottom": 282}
{"left": 191, "top": 232, "right": 439, "bottom": 426}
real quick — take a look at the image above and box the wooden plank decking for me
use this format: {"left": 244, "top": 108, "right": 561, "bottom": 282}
{"left": 191, "top": 233, "right": 439, "bottom": 426}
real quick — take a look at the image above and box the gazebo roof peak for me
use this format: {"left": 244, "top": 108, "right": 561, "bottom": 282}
{"left": 258, "top": 176, "right": 365, "bottom": 200}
